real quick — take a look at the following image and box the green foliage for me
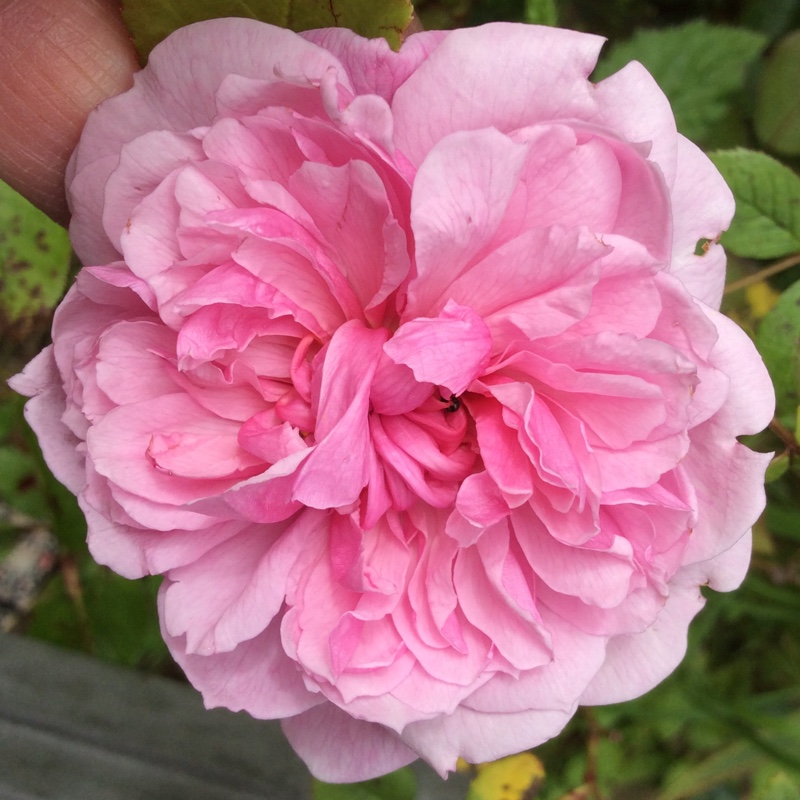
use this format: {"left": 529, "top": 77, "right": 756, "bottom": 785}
{"left": 752, "top": 771, "right": 800, "bottom": 800}
{"left": 709, "top": 149, "right": 800, "bottom": 259}
{"left": 27, "top": 560, "right": 169, "bottom": 670}
{"left": 593, "top": 21, "right": 766, "bottom": 144}
{"left": 755, "top": 278, "right": 800, "bottom": 425}
{"left": 755, "top": 30, "right": 800, "bottom": 156}
{"left": 313, "top": 768, "right": 417, "bottom": 800}
{"left": 524, "top": 0, "right": 557, "bottom": 26}
{"left": 0, "top": 180, "right": 71, "bottom": 338}
{"left": 121, "top": 0, "right": 414, "bottom": 62}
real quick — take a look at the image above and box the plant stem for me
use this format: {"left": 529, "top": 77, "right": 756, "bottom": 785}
{"left": 724, "top": 252, "right": 800, "bottom": 295}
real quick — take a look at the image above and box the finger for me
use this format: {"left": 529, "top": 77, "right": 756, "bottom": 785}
{"left": 0, "top": 0, "right": 138, "bottom": 225}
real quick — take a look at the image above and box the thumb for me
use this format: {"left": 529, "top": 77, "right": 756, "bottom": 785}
{"left": 0, "top": 0, "right": 138, "bottom": 225}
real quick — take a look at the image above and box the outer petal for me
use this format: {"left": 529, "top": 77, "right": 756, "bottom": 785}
{"left": 301, "top": 28, "right": 449, "bottom": 102}
{"left": 162, "top": 595, "right": 323, "bottom": 720}
{"left": 579, "top": 581, "right": 705, "bottom": 704}
{"left": 392, "top": 23, "right": 604, "bottom": 166}
{"left": 668, "top": 137, "right": 735, "bottom": 308}
{"left": 282, "top": 704, "right": 418, "bottom": 782}
{"left": 401, "top": 705, "right": 575, "bottom": 777}
{"left": 682, "top": 309, "right": 774, "bottom": 566}
{"left": 592, "top": 61, "right": 679, "bottom": 187}
{"left": 10, "top": 348, "right": 85, "bottom": 494}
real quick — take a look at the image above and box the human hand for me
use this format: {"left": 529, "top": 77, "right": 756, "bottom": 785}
{"left": 0, "top": 0, "right": 138, "bottom": 225}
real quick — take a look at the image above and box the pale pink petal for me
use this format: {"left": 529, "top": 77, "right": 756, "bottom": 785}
{"left": 301, "top": 28, "right": 449, "bottom": 102}
{"left": 162, "top": 519, "right": 309, "bottom": 654}
{"left": 579, "top": 582, "right": 705, "bottom": 704}
{"left": 669, "top": 137, "right": 735, "bottom": 308}
{"left": 103, "top": 131, "right": 205, "bottom": 250}
{"left": 163, "top": 603, "right": 323, "bottom": 719}
{"left": 592, "top": 61, "right": 679, "bottom": 187}
{"left": 401, "top": 704, "right": 575, "bottom": 776}
{"left": 282, "top": 704, "right": 417, "bottom": 782}
{"left": 464, "top": 608, "right": 606, "bottom": 714}
{"left": 405, "top": 128, "right": 529, "bottom": 318}
{"left": 392, "top": 23, "right": 604, "bottom": 166}
{"left": 10, "top": 348, "right": 85, "bottom": 494}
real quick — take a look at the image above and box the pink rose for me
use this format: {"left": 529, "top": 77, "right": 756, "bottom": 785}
{"left": 11, "top": 19, "right": 774, "bottom": 781}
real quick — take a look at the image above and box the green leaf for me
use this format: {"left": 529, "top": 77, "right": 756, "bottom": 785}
{"left": 524, "top": 0, "right": 557, "bottom": 26}
{"left": 756, "top": 278, "right": 800, "bottom": 425}
{"left": 755, "top": 30, "right": 800, "bottom": 157}
{"left": 765, "top": 452, "right": 790, "bottom": 484}
{"left": 659, "top": 739, "right": 767, "bottom": 800}
{"left": 709, "top": 149, "right": 800, "bottom": 260}
{"left": 313, "top": 768, "right": 417, "bottom": 800}
{"left": 593, "top": 21, "right": 766, "bottom": 144}
{"left": 28, "top": 560, "right": 170, "bottom": 669}
{"left": 0, "top": 180, "right": 72, "bottom": 337}
{"left": 122, "top": 0, "right": 415, "bottom": 63}
{"left": 752, "top": 771, "right": 800, "bottom": 800}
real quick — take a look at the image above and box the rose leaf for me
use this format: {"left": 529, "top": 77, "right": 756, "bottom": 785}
{"left": 122, "top": 0, "right": 415, "bottom": 63}
{"left": 755, "top": 277, "right": 800, "bottom": 426}
{"left": 754, "top": 30, "right": 800, "bottom": 157}
{"left": 709, "top": 148, "right": 800, "bottom": 260}
{"left": 0, "top": 180, "right": 72, "bottom": 345}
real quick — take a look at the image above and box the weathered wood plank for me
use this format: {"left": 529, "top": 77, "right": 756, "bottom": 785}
{"left": 0, "top": 634, "right": 468, "bottom": 799}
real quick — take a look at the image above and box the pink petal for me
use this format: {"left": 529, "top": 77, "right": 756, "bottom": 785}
{"left": 579, "top": 582, "right": 705, "bottom": 704}
{"left": 464, "top": 607, "right": 606, "bottom": 714}
{"left": 102, "top": 130, "right": 205, "bottom": 251}
{"left": 669, "top": 137, "right": 735, "bottom": 308}
{"left": 401, "top": 704, "right": 574, "bottom": 776}
{"left": 405, "top": 128, "right": 529, "bottom": 318}
{"left": 87, "top": 394, "right": 256, "bottom": 504}
{"left": 287, "top": 159, "right": 410, "bottom": 313}
{"left": 292, "top": 322, "right": 387, "bottom": 508}
{"left": 282, "top": 704, "right": 417, "bottom": 782}
{"left": 10, "top": 347, "right": 85, "bottom": 495}
{"left": 162, "top": 602, "right": 323, "bottom": 720}
{"left": 392, "top": 23, "right": 604, "bottom": 166}
{"left": 385, "top": 300, "right": 492, "bottom": 396}
{"left": 451, "top": 225, "right": 606, "bottom": 342}
{"left": 301, "top": 28, "right": 448, "bottom": 102}
{"left": 162, "top": 519, "right": 307, "bottom": 654}
{"left": 592, "top": 60, "right": 679, "bottom": 188}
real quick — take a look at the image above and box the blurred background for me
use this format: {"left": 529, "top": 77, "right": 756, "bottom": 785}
{"left": 1, "top": 0, "right": 799, "bottom": 798}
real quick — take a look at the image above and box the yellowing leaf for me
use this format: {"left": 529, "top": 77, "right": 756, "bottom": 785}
{"left": 746, "top": 281, "right": 781, "bottom": 319}
{"left": 467, "top": 753, "right": 546, "bottom": 800}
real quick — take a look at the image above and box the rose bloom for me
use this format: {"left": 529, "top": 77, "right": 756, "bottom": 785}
{"left": 12, "top": 19, "right": 773, "bottom": 781}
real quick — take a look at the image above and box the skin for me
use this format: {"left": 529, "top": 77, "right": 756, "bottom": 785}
{"left": 0, "top": 0, "right": 138, "bottom": 225}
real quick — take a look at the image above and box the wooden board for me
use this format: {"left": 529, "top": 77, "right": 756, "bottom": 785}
{"left": 0, "top": 634, "right": 469, "bottom": 799}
